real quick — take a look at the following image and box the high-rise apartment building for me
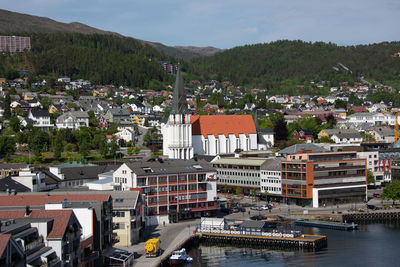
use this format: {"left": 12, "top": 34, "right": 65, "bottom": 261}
{"left": 0, "top": 36, "right": 31, "bottom": 53}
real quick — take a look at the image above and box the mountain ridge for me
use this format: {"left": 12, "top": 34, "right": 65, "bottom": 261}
{"left": 0, "top": 9, "right": 220, "bottom": 60}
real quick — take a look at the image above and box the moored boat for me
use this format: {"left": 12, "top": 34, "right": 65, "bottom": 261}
{"left": 169, "top": 248, "right": 193, "bottom": 265}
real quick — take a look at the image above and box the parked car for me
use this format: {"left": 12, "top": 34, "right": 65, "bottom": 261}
{"left": 231, "top": 207, "right": 240, "bottom": 213}
{"left": 238, "top": 206, "right": 246, "bottom": 212}
{"left": 250, "top": 215, "right": 265, "bottom": 221}
{"left": 250, "top": 206, "right": 262, "bottom": 211}
{"left": 219, "top": 208, "right": 231, "bottom": 214}
{"left": 367, "top": 204, "right": 380, "bottom": 210}
{"left": 373, "top": 193, "right": 381, "bottom": 198}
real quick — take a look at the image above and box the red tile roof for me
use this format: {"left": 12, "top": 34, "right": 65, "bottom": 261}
{"left": 0, "top": 210, "right": 74, "bottom": 239}
{"left": 0, "top": 193, "right": 110, "bottom": 207}
{"left": 191, "top": 115, "right": 256, "bottom": 138}
{"left": 0, "top": 234, "right": 11, "bottom": 256}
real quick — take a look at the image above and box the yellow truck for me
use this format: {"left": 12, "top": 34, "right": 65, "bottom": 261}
{"left": 145, "top": 238, "right": 161, "bottom": 257}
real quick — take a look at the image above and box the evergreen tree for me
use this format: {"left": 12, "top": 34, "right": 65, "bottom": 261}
{"left": 52, "top": 132, "right": 64, "bottom": 160}
{"left": 274, "top": 117, "right": 288, "bottom": 142}
{"left": 3, "top": 93, "right": 11, "bottom": 119}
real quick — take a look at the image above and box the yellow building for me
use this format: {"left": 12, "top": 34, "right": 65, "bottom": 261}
{"left": 112, "top": 191, "right": 143, "bottom": 247}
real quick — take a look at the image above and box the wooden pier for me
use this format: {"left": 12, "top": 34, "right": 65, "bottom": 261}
{"left": 295, "top": 219, "right": 358, "bottom": 231}
{"left": 197, "top": 231, "right": 327, "bottom": 250}
{"left": 342, "top": 211, "right": 400, "bottom": 223}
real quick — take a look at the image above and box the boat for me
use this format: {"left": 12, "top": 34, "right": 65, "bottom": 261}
{"left": 295, "top": 219, "right": 358, "bottom": 231}
{"left": 169, "top": 248, "right": 193, "bottom": 265}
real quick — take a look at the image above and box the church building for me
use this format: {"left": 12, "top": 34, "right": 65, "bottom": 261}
{"left": 161, "top": 69, "right": 193, "bottom": 160}
{"left": 162, "top": 70, "right": 262, "bottom": 159}
{"left": 191, "top": 115, "right": 258, "bottom": 156}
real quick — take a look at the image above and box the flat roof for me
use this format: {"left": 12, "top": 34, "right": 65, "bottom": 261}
{"left": 212, "top": 157, "right": 268, "bottom": 167}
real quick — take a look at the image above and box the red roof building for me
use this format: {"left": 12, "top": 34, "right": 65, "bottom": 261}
{"left": 191, "top": 115, "right": 256, "bottom": 138}
{"left": 190, "top": 115, "right": 258, "bottom": 155}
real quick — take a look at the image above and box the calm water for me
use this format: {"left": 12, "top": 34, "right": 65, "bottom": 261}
{"left": 187, "top": 223, "right": 400, "bottom": 267}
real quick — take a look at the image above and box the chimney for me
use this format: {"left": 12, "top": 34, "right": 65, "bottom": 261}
{"left": 25, "top": 206, "right": 31, "bottom": 217}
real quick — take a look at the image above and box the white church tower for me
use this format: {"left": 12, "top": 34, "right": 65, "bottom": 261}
{"left": 162, "top": 69, "right": 193, "bottom": 159}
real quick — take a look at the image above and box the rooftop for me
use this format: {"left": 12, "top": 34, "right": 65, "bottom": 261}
{"left": 191, "top": 115, "right": 256, "bottom": 138}
{"left": 212, "top": 157, "right": 269, "bottom": 167}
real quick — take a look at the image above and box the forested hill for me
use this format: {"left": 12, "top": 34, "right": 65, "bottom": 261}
{"left": 189, "top": 40, "right": 400, "bottom": 90}
{"left": 0, "top": 9, "right": 220, "bottom": 60}
{"left": 0, "top": 9, "right": 120, "bottom": 35}
{"left": 0, "top": 32, "right": 171, "bottom": 87}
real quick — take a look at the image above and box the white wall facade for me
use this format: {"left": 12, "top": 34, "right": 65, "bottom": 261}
{"left": 193, "top": 133, "right": 257, "bottom": 156}
{"left": 162, "top": 114, "right": 193, "bottom": 160}
{"left": 113, "top": 164, "right": 137, "bottom": 189}
{"left": 260, "top": 170, "right": 281, "bottom": 195}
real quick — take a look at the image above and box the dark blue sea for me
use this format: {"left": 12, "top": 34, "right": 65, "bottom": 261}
{"left": 188, "top": 223, "right": 400, "bottom": 267}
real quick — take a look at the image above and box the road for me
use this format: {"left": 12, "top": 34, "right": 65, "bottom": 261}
{"left": 121, "top": 219, "right": 199, "bottom": 267}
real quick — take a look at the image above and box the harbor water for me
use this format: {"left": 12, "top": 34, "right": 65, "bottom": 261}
{"left": 187, "top": 223, "right": 400, "bottom": 266}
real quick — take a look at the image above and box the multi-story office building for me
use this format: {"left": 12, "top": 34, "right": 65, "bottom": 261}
{"left": 357, "top": 151, "right": 384, "bottom": 184}
{"left": 212, "top": 157, "right": 268, "bottom": 195}
{"left": 113, "top": 159, "right": 217, "bottom": 226}
{"left": 281, "top": 151, "right": 367, "bottom": 208}
{"left": 260, "top": 159, "right": 282, "bottom": 200}
{"left": 0, "top": 36, "right": 31, "bottom": 53}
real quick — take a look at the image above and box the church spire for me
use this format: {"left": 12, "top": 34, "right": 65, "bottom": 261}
{"left": 171, "top": 68, "right": 188, "bottom": 114}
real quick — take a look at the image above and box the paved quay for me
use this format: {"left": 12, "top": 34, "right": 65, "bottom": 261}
{"left": 123, "top": 219, "right": 199, "bottom": 267}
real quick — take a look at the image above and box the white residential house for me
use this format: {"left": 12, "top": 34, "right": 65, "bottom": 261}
{"left": 28, "top": 109, "right": 52, "bottom": 129}
{"left": 347, "top": 112, "right": 397, "bottom": 126}
{"left": 368, "top": 103, "right": 388, "bottom": 113}
{"left": 258, "top": 129, "right": 274, "bottom": 149}
{"left": 115, "top": 128, "right": 135, "bottom": 143}
{"left": 56, "top": 111, "right": 89, "bottom": 130}
{"left": 27, "top": 99, "right": 41, "bottom": 108}
{"left": 330, "top": 132, "right": 363, "bottom": 144}
{"left": 11, "top": 167, "right": 47, "bottom": 192}
{"left": 130, "top": 103, "right": 145, "bottom": 113}
{"left": 0, "top": 100, "right": 4, "bottom": 117}
{"left": 142, "top": 101, "right": 153, "bottom": 114}
{"left": 153, "top": 105, "right": 164, "bottom": 113}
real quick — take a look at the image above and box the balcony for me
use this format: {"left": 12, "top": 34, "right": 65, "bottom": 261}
{"left": 46, "top": 257, "right": 61, "bottom": 267}
{"left": 25, "top": 239, "right": 44, "bottom": 254}
{"left": 82, "top": 251, "right": 100, "bottom": 262}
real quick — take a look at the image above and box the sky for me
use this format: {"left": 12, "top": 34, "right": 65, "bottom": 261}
{"left": 1, "top": 0, "right": 400, "bottom": 49}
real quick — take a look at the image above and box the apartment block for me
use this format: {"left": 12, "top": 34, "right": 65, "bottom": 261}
{"left": 0, "top": 36, "right": 31, "bottom": 53}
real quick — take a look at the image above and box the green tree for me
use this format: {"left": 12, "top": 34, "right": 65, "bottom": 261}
{"left": 224, "top": 184, "right": 228, "bottom": 193}
{"left": 9, "top": 116, "right": 21, "bottom": 132}
{"left": 274, "top": 117, "right": 288, "bottom": 142}
{"left": 28, "top": 129, "right": 50, "bottom": 158}
{"left": 317, "top": 136, "right": 335, "bottom": 143}
{"left": 0, "top": 136, "right": 15, "bottom": 157}
{"left": 87, "top": 110, "right": 99, "bottom": 128}
{"left": 3, "top": 93, "right": 11, "bottom": 119}
{"left": 52, "top": 132, "right": 64, "bottom": 160}
{"left": 382, "top": 180, "right": 400, "bottom": 205}
{"left": 40, "top": 97, "right": 51, "bottom": 110}
{"left": 334, "top": 99, "right": 348, "bottom": 109}
{"left": 367, "top": 170, "right": 375, "bottom": 185}
{"left": 235, "top": 187, "right": 242, "bottom": 196}
{"left": 144, "top": 118, "right": 149, "bottom": 127}
{"left": 265, "top": 191, "right": 269, "bottom": 203}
